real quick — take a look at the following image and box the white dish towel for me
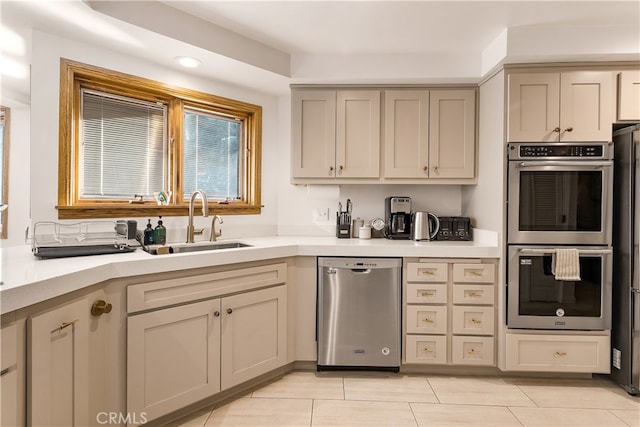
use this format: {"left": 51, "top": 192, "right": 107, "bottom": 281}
{"left": 552, "top": 248, "right": 581, "bottom": 281}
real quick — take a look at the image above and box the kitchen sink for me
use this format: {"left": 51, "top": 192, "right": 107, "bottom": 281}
{"left": 145, "top": 241, "right": 252, "bottom": 255}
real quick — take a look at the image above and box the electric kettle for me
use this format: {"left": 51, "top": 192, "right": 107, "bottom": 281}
{"left": 411, "top": 212, "right": 440, "bottom": 241}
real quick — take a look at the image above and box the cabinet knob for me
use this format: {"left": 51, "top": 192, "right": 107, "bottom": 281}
{"left": 214, "top": 311, "right": 220, "bottom": 317}
{"left": 91, "top": 300, "right": 112, "bottom": 317}
{"left": 329, "top": 166, "right": 334, "bottom": 172}
{"left": 423, "top": 166, "right": 428, "bottom": 172}
{"left": 227, "top": 308, "right": 233, "bottom": 314}
{"left": 434, "top": 165, "right": 439, "bottom": 172}
{"left": 564, "top": 127, "right": 574, "bottom": 133}
{"left": 339, "top": 165, "right": 344, "bottom": 173}
{"left": 553, "top": 127, "right": 561, "bottom": 133}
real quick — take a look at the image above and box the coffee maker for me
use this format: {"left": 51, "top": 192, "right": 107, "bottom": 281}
{"left": 385, "top": 197, "right": 412, "bottom": 239}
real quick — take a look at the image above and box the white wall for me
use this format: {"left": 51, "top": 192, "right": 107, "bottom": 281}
{"left": 0, "top": 98, "right": 30, "bottom": 247}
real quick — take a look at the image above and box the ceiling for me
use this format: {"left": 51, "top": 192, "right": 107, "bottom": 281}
{"left": 1, "top": 0, "right": 639, "bottom": 100}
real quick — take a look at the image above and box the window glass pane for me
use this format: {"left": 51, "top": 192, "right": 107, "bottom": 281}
{"left": 80, "top": 91, "right": 166, "bottom": 199}
{"left": 183, "top": 110, "right": 242, "bottom": 201}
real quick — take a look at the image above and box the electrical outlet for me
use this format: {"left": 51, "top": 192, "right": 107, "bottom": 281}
{"left": 314, "top": 208, "right": 330, "bottom": 222}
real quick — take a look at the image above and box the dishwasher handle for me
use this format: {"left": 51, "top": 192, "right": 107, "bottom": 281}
{"left": 350, "top": 268, "right": 372, "bottom": 274}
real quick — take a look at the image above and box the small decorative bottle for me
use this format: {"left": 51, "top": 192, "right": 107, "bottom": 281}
{"left": 154, "top": 217, "right": 167, "bottom": 245}
{"left": 143, "top": 219, "right": 155, "bottom": 245}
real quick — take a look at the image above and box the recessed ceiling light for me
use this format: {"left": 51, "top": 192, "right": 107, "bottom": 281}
{"left": 174, "top": 56, "right": 201, "bottom": 68}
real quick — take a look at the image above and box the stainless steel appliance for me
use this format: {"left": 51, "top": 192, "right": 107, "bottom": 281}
{"left": 611, "top": 124, "right": 640, "bottom": 395}
{"left": 411, "top": 212, "right": 439, "bottom": 241}
{"left": 507, "top": 245, "right": 612, "bottom": 330}
{"left": 317, "top": 257, "right": 401, "bottom": 371}
{"left": 385, "top": 197, "right": 411, "bottom": 239}
{"left": 507, "top": 142, "right": 613, "bottom": 245}
{"left": 436, "top": 216, "right": 472, "bottom": 241}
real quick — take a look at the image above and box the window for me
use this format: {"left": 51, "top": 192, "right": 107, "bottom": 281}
{"left": 0, "top": 106, "right": 9, "bottom": 239}
{"left": 58, "top": 59, "right": 262, "bottom": 219}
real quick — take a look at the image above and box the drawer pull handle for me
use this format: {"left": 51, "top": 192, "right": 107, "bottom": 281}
{"left": 422, "top": 318, "right": 435, "bottom": 324}
{"left": 0, "top": 368, "right": 10, "bottom": 376}
{"left": 52, "top": 319, "right": 79, "bottom": 333}
{"left": 468, "top": 349, "right": 478, "bottom": 355}
{"left": 419, "top": 269, "right": 436, "bottom": 276}
{"left": 554, "top": 351, "right": 567, "bottom": 358}
{"left": 470, "top": 318, "right": 482, "bottom": 324}
{"left": 422, "top": 348, "right": 434, "bottom": 353}
{"left": 467, "top": 292, "right": 482, "bottom": 297}
{"left": 465, "top": 270, "right": 484, "bottom": 277}
{"left": 420, "top": 291, "right": 436, "bottom": 297}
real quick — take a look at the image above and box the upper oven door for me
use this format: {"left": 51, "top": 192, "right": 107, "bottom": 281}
{"left": 508, "top": 159, "right": 613, "bottom": 245}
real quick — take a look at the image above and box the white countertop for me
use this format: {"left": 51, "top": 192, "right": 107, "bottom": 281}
{"left": 1, "top": 234, "right": 500, "bottom": 314}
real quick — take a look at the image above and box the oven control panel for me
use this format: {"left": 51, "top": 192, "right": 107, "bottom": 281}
{"left": 518, "top": 145, "right": 603, "bottom": 157}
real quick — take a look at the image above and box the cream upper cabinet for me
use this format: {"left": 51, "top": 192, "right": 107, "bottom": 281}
{"left": 28, "top": 298, "right": 91, "bottom": 427}
{"left": 291, "top": 89, "right": 380, "bottom": 179}
{"left": 618, "top": 70, "right": 640, "bottom": 121}
{"left": 336, "top": 91, "right": 381, "bottom": 178}
{"left": 383, "top": 89, "right": 476, "bottom": 180}
{"left": 383, "top": 89, "right": 430, "bottom": 178}
{"left": 291, "top": 90, "right": 336, "bottom": 178}
{"left": 429, "top": 90, "right": 476, "bottom": 179}
{"left": 508, "top": 71, "right": 614, "bottom": 142}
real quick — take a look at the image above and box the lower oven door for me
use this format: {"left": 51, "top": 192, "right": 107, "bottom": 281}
{"left": 507, "top": 246, "right": 612, "bottom": 330}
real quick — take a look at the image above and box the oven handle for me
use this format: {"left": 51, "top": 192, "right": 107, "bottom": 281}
{"left": 516, "top": 161, "right": 613, "bottom": 168}
{"left": 518, "top": 248, "right": 612, "bottom": 255}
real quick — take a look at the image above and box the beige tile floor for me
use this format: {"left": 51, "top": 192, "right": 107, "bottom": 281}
{"left": 172, "top": 371, "right": 640, "bottom": 427}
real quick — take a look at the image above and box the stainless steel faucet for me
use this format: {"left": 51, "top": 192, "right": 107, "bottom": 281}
{"left": 186, "top": 190, "right": 209, "bottom": 243}
{"left": 209, "top": 215, "right": 223, "bottom": 241}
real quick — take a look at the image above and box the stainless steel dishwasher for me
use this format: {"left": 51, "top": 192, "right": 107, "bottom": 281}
{"left": 317, "top": 257, "right": 402, "bottom": 371}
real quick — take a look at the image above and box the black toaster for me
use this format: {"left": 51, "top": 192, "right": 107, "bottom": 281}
{"left": 436, "top": 216, "right": 472, "bottom": 241}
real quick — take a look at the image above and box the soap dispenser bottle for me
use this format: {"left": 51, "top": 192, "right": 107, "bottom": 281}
{"left": 143, "top": 219, "right": 155, "bottom": 245}
{"left": 154, "top": 217, "right": 166, "bottom": 245}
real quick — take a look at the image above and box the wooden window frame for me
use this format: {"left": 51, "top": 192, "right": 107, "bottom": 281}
{"left": 58, "top": 58, "right": 262, "bottom": 219}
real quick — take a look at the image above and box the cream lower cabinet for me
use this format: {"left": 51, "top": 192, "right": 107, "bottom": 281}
{"left": 404, "top": 259, "right": 496, "bottom": 367}
{"left": 126, "top": 263, "right": 288, "bottom": 423}
{"left": 505, "top": 334, "right": 610, "bottom": 373}
{"left": 27, "top": 298, "right": 91, "bottom": 427}
{"left": 1, "top": 322, "right": 19, "bottom": 426}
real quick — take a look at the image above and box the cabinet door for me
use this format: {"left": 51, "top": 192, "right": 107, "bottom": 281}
{"left": 28, "top": 298, "right": 90, "bottom": 427}
{"left": 383, "top": 90, "right": 429, "bottom": 178}
{"left": 221, "top": 285, "right": 287, "bottom": 390}
{"left": 618, "top": 70, "right": 640, "bottom": 121}
{"left": 127, "top": 299, "right": 221, "bottom": 422}
{"left": 560, "top": 71, "right": 613, "bottom": 142}
{"left": 1, "top": 324, "right": 18, "bottom": 427}
{"left": 291, "top": 90, "right": 337, "bottom": 178}
{"left": 336, "top": 91, "right": 380, "bottom": 178}
{"left": 508, "top": 73, "right": 561, "bottom": 142}
{"left": 429, "top": 90, "right": 476, "bottom": 179}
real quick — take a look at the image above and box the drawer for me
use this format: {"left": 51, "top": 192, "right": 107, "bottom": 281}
{"left": 405, "top": 335, "right": 447, "bottom": 364}
{"left": 452, "top": 263, "right": 495, "bottom": 283}
{"left": 505, "top": 334, "right": 610, "bottom": 373}
{"left": 452, "top": 306, "right": 494, "bottom": 335}
{"left": 452, "top": 284, "right": 494, "bottom": 305}
{"left": 451, "top": 336, "right": 494, "bottom": 366}
{"left": 407, "top": 263, "right": 448, "bottom": 283}
{"left": 407, "top": 284, "right": 447, "bottom": 304}
{"left": 128, "top": 263, "right": 287, "bottom": 313}
{"left": 406, "top": 306, "right": 447, "bottom": 334}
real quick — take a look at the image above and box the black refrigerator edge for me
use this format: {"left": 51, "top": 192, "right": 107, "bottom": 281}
{"left": 611, "top": 123, "right": 640, "bottom": 395}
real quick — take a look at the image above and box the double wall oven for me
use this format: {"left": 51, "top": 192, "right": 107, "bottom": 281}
{"left": 507, "top": 142, "right": 613, "bottom": 330}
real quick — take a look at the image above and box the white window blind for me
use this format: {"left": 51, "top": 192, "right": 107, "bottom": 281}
{"left": 80, "top": 90, "right": 167, "bottom": 199}
{"left": 183, "top": 109, "right": 242, "bottom": 201}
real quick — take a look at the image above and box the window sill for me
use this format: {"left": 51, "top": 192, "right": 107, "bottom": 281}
{"left": 56, "top": 204, "right": 262, "bottom": 220}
